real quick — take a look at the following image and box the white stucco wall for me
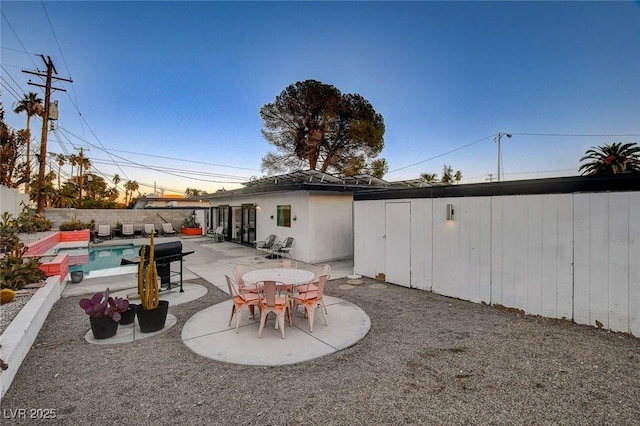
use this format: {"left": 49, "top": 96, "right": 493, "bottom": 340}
{"left": 0, "top": 185, "right": 30, "bottom": 217}
{"left": 208, "top": 190, "right": 353, "bottom": 264}
{"left": 308, "top": 193, "right": 353, "bottom": 263}
{"left": 354, "top": 191, "right": 640, "bottom": 336}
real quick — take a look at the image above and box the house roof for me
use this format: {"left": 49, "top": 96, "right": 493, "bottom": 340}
{"left": 200, "top": 170, "right": 394, "bottom": 200}
{"left": 354, "top": 173, "right": 640, "bottom": 201}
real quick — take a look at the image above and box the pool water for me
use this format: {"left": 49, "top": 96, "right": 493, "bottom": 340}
{"left": 67, "top": 245, "right": 138, "bottom": 274}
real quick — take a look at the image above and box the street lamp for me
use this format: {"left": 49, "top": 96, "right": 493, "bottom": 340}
{"left": 494, "top": 132, "right": 512, "bottom": 182}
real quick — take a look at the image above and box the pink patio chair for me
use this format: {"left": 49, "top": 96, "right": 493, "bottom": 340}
{"left": 257, "top": 280, "right": 292, "bottom": 339}
{"left": 274, "top": 259, "right": 298, "bottom": 269}
{"left": 296, "top": 264, "right": 330, "bottom": 308}
{"left": 273, "top": 259, "right": 298, "bottom": 292}
{"left": 291, "top": 275, "right": 329, "bottom": 333}
{"left": 226, "top": 275, "right": 260, "bottom": 333}
{"left": 233, "top": 264, "right": 261, "bottom": 294}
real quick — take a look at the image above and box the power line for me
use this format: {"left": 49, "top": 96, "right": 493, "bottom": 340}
{"left": 510, "top": 132, "right": 640, "bottom": 137}
{"left": 387, "top": 134, "right": 495, "bottom": 174}
{"left": 0, "top": 10, "right": 40, "bottom": 70}
{"left": 56, "top": 126, "right": 261, "bottom": 173}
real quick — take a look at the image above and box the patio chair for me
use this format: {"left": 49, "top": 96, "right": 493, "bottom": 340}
{"left": 121, "top": 224, "right": 135, "bottom": 238}
{"left": 226, "top": 275, "right": 260, "bottom": 333}
{"left": 297, "top": 264, "right": 330, "bottom": 293}
{"left": 257, "top": 280, "right": 292, "bottom": 339}
{"left": 233, "top": 264, "right": 261, "bottom": 294}
{"left": 274, "top": 259, "right": 298, "bottom": 269}
{"left": 271, "top": 237, "right": 294, "bottom": 258}
{"left": 162, "top": 223, "right": 177, "bottom": 236}
{"left": 292, "top": 275, "right": 329, "bottom": 333}
{"left": 207, "top": 226, "right": 224, "bottom": 242}
{"left": 254, "top": 234, "right": 276, "bottom": 255}
{"left": 97, "top": 225, "right": 111, "bottom": 240}
{"left": 143, "top": 224, "right": 156, "bottom": 237}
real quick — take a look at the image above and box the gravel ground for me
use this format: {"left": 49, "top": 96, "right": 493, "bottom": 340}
{"left": 1, "top": 276, "right": 639, "bottom": 425}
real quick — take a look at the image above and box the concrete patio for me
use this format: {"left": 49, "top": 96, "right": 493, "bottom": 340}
{"left": 63, "top": 237, "right": 369, "bottom": 365}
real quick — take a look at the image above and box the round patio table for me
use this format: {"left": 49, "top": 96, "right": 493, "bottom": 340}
{"left": 243, "top": 268, "right": 315, "bottom": 287}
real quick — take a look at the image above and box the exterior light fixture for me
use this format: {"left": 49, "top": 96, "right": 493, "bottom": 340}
{"left": 446, "top": 203, "right": 455, "bottom": 221}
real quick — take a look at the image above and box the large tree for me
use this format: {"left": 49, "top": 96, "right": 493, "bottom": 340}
{"left": 579, "top": 142, "right": 640, "bottom": 175}
{"left": 13, "top": 92, "right": 43, "bottom": 191}
{"left": 0, "top": 106, "right": 29, "bottom": 187}
{"left": 260, "top": 80, "right": 386, "bottom": 177}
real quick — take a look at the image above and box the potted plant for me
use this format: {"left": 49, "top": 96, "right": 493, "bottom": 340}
{"left": 79, "top": 288, "right": 129, "bottom": 339}
{"left": 181, "top": 214, "right": 202, "bottom": 236}
{"left": 136, "top": 233, "right": 169, "bottom": 333}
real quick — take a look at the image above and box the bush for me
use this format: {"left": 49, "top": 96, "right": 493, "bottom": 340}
{"left": 17, "top": 206, "right": 53, "bottom": 233}
{"left": 59, "top": 217, "right": 94, "bottom": 231}
{"left": 0, "top": 235, "right": 46, "bottom": 290}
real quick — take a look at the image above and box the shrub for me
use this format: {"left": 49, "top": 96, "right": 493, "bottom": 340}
{"left": 59, "top": 217, "right": 93, "bottom": 231}
{"left": 16, "top": 204, "right": 53, "bottom": 233}
{"left": 0, "top": 235, "right": 46, "bottom": 290}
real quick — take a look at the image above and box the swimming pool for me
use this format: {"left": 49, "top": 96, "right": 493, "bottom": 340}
{"left": 66, "top": 245, "right": 139, "bottom": 276}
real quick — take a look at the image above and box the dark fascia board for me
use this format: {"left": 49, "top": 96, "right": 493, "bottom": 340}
{"left": 354, "top": 173, "right": 640, "bottom": 201}
{"left": 200, "top": 182, "right": 385, "bottom": 200}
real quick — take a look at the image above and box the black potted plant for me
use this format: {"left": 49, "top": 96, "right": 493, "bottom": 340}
{"left": 79, "top": 288, "right": 129, "bottom": 339}
{"left": 136, "top": 233, "right": 169, "bottom": 332}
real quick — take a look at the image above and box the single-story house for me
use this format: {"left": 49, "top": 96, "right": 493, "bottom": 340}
{"left": 198, "top": 170, "right": 394, "bottom": 264}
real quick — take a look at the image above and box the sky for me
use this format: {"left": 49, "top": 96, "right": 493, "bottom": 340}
{"left": 2, "top": 1, "right": 639, "bottom": 196}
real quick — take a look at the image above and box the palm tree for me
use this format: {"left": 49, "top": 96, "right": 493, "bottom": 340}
{"left": 579, "top": 142, "right": 640, "bottom": 175}
{"left": 420, "top": 172, "right": 438, "bottom": 183}
{"left": 124, "top": 180, "right": 139, "bottom": 206}
{"left": 55, "top": 153, "right": 66, "bottom": 189}
{"left": 441, "top": 164, "right": 454, "bottom": 184}
{"left": 67, "top": 154, "right": 79, "bottom": 179}
{"left": 13, "top": 92, "right": 43, "bottom": 191}
{"left": 454, "top": 170, "right": 463, "bottom": 184}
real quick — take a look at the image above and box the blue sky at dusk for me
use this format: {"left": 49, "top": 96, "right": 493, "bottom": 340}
{"left": 2, "top": 1, "right": 639, "bottom": 196}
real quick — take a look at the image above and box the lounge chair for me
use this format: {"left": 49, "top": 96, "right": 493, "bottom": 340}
{"left": 161, "top": 223, "right": 177, "bottom": 236}
{"left": 121, "top": 224, "right": 135, "bottom": 238}
{"left": 97, "top": 225, "right": 111, "bottom": 240}
{"left": 143, "top": 224, "right": 156, "bottom": 237}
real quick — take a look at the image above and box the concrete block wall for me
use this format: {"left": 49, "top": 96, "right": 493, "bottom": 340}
{"left": 44, "top": 208, "right": 205, "bottom": 231}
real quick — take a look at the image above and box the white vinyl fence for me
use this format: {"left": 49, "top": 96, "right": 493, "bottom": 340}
{"left": 354, "top": 190, "right": 640, "bottom": 336}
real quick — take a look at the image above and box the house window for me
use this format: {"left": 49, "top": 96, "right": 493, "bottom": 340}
{"left": 277, "top": 205, "right": 291, "bottom": 227}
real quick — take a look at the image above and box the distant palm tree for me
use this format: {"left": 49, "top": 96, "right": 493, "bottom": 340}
{"left": 67, "top": 154, "right": 79, "bottom": 178}
{"left": 579, "top": 142, "right": 640, "bottom": 175}
{"left": 124, "top": 180, "right": 139, "bottom": 206}
{"left": 55, "top": 153, "right": 66, "bottom": 189}
{"left": 420, "top": 172, "right": 438, "bottom": 183}
{"left": 13, "top": 92, "right": 43, "bottom": 191}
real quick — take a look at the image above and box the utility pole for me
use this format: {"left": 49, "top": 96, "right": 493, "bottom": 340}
{"left": 78, "top": 147, "right": 84, "bottom": 206}
{"left": 493, "top": 132, "right": 512, "bottom": 182}
{"left": 486, "top": 173, "right": 496, "bottom": 182}
{"left": 23, "top": 55, "right": 72, "bottom": 214}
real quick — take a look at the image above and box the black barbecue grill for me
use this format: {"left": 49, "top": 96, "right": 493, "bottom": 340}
{"left": 120, "top": 241, "right": 194, "bottom": 292}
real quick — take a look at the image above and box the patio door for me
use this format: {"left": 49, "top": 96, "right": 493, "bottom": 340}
{"left": 385, "top": 202, "right": 411, "bottom": 287}
{"left": 241, "top": 204, "right": 256, "bottom": 246}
